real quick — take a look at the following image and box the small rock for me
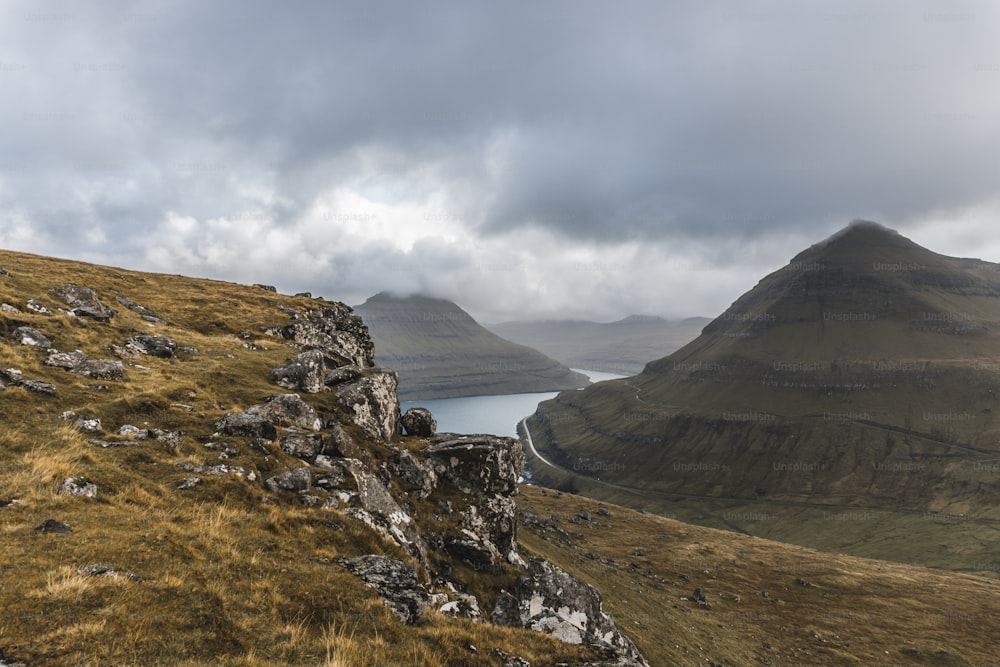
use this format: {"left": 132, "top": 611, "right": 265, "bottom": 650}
{"left": 76, "top": 563, "right": 144, "bottom": 581}
{"left": 59, "top": 477, "right": 97, "bottom": 498}
{"left": 692, "top": 587, "right": 707, "bottom": 604}
{"left": 254, "top": 283, "right": 277, "bottom": 292}
{"left": 12, "top": 327, "right": 50, "bottom": 347}
{"left": 19, "top": 379, "right": 57, "bottom": 395}
{"left": 177, "top": 476, "right": 202, "bottom": 490}
{"left": 26, "top": 298, "right": 51, "bottom": 314}
{"left": 35, "top": 518, "right": 73, "bottom": 534}
{"left": 246, "top": 393, "right": 322, "bottom": 430}
{"left": 1, "top": 303, "right": 21, "bottom": 313}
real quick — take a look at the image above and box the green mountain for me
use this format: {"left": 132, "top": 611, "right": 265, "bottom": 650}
{"left": 487, "top": 315, "right": 710, "bottom": 375}
{"left": 354, "top": 293, "right": 589, "bottom": 400}
{"left": 524, "top": 220, "right": 1000, "bottom": 570}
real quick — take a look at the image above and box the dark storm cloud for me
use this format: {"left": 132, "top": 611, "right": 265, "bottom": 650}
{"left": 0, "top": 0, "right": 998, "bottom": 320}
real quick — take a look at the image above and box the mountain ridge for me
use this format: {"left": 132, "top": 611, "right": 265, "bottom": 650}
{"left": 355, "top": 292, "right": 589, "bottom": 400}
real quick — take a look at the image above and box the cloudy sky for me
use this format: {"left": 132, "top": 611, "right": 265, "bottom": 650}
{"left": 1, "top": 1, "right": 998, "bottom": 322}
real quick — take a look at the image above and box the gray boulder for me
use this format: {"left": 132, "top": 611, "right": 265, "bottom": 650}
{"left": 12, "top": 326, "right": 51, "bottom": 347}
{"left": 338, "top": 555, "right": 428, "bottom": 624}
{"left": 280, "top": 431, "right": 324, "bottom": 460}
{"left": 44, "top": 349, "right": 123, "bottom": 380}
{"left": 264, "top": 467, "right": 312, "bottom": 493}
{"left": 401, "top": 407, "right": 437, "bottom": 437}
{"left": 52, "top": 284, "right": 116, "bottom": 321}
{"left": 247, "top": 393, "right": 322, "bottom": 430}
{"left": 271, "top": 349, "right": 327, "bottom": 394}
{"left": 491, "top": 559, "right": 648, "bottom": 666}
{"left": 426, "top": 434, "right": 524, "bottom": 497}
{"left": 335, "top": 370, "right": 400, "bottom": 442}
{"left": 388, "top": 450, "right": 437, "bottom": 499}
{"left": 19, "top": 379, "right": 57, "bottom": 395}
{"left": 319, "top": 423, "right": 364, "bottom": 460}
{"left": 214, "top": 412, "right": 278, "bottom": 441}
{"left": 125, "top": 335, "right": 177, "bottom": 358}
{"left": 45, "top": 350, "right": 87, "bottom": 370}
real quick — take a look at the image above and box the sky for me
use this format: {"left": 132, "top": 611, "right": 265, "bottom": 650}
{"left": 1, "top": 0, "right": 999, "bottom": 323}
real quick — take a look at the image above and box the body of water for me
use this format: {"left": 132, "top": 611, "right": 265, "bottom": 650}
{"left": 400, "top": 369, "right": 627, "bottom": 437}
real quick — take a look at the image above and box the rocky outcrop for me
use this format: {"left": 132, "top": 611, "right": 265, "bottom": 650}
{"left": 59, "top": 476, "right": 98, "bottom": 498}
{"left": 52, "top": 284, "right": 116, "bottom": 321}
{"left": 246, "top": 393, "right": 322, "bottom": 431}
{"left": 335, "top": 371, "right": 400, "bottom": 442}
{"left": 491, "top": 559, "right": 648, "bottom": 666}
{"left": 264, "top": 467, "right": 312, "bottom": 493}
{"left": 426, "top": 434, "right": 523, "bottom": 497}
{"left": 279, "top": 305, "right": 375, "bottom": 369}
{"left": 401, "top": 407, "right": 436, "bottom": 437}
{"left": 338, "top": 555, "right": 428, "bottom": 624}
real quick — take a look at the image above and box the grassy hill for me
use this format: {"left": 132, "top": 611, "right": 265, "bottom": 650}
{"left": 525, "top": 221, "right": 1000, "bottom": 571}
{"left": 355, "top": 293, "right": 588, "bottom": 400}
{"left": 487, "top": 315, "right": 710, "bottom": 376}
{"left": 2, "top": 245, "right": 1000, "bottom": 665}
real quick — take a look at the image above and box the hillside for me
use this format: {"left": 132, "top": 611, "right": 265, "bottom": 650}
{"left": 487, "top": 316, "right": 710, "bottom": 376}
{"left": 3, "top": 247, "right": 1000, "bottom": 666}
{"left": 354, "top": 293, "right": 588, "bottom": 400}
{"left": 525, "top": 221, "right": 1000, "bottom": 571}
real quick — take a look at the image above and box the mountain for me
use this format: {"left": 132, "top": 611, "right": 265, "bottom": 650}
{"left": 354, "top": 293, "right": 589, "bottom": 400}
{"left": 525, "top": 220, "right": 1000, "bottom": 570}
{"left": 2, "top": 246, "right": 1000, "bottom": 664}
{"left": 487, "top": 315, "right": 710, "bottom": 376}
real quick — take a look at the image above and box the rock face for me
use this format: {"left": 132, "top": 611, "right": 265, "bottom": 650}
{"left": 426, "top": 434, "right": 525, "bottom": 568}
{"left": 279, "top": 305, "right": 375, "bottom": 369}
{"left": 401, "top": 407, "right": 436, "bottom": 437}
{"left": 335, "top": 371, "right": 400, "bottom": 442}
{"left": 491, "top": 559, "right": 648, "bottom": 666}
{"left": 426, "top": 434, "right": 523, "bottom": 497}
{"left": 338, "top": 555, "right": 428, "bottom": 624}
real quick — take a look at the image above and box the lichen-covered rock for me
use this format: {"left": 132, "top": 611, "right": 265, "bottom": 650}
{"left": 426, "top": 434, "right": 524, "bottom": 497}
{"left": 335, "top": 371, "right": 400, "bottom": 442}
{"left": 401, "top": 407, "right": 436, "bottom": 437}
{"left": 52, "top": 284, "right": 116, "bottom": 321}
{"left": 333, "top": 458, "right": 428, "bottom": 566}
{"left": 59, "top": 476, "right": 98, "bottom": 498}
{"left": 26, "top": 298, "right": 51, "bottom": 314}
{"left": 264, "top": 467, "right": 312, "bottom": 493}
{"left": 388, "top": 450, "right": 437, "bottom": 499}
{"left": 246, "top": 393, "right": 322, "bottom": 431}
{"left": 324, "top": 364, "right": 362, "bottom": 387}
{"left": 45, "top": 350, "right": 87, "bottom": 370}
{"left": 75, "top": 358, "right": 125, "bottom": 381}
{"left": 19, "top": 379, "right": 57, "bottom": 395}
{"left": 214, "top": 412, "right": 278, "bottom": 441}
{"left": 320, "top": 423, "right": 364, "bottom": 460}
{"left": 338, "top": 555, "right": 428, "bottom": 624}
{"left": 12, "top": 326, "right": 51, "bottom": 347}
{"left": 125, "top": 335, "right": 178, "bottom": 358}
{"left": 280, "top": 431, "right": 324, "bottom": 460}
{"left": 491, "top": 559, "right": 648, "bottom": 666}
{"left": 271, "top": 349, "right": 327, "bottom": 394}
{"left": 279, "top": 305, "right": 375, "bottom": 368}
